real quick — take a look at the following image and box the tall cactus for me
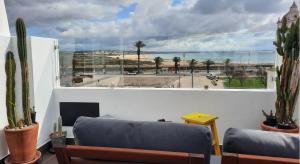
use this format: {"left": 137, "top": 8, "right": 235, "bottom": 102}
{"left": 5, "top": 51, "right": 17, "bottom": 128}
{"left": 16, "top": 17, "right": 32, "bottom": 126}
{"left": 274, "top": 17, "right": 299, "bottom": 126}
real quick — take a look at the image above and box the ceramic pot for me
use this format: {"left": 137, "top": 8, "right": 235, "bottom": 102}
{"left": 4, "top": 123, "right": 39, "bottom": 163}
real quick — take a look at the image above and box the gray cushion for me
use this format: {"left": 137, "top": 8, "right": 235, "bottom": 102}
{"left": 223, "top": 128, "right": 299, "bottom": 159}
{"left": 73, "top": 116, "right": 212, "bottom": 164}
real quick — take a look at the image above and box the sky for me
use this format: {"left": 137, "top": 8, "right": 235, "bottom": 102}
{"left": 4, "top": 0, "right": 300, "bottom": 51}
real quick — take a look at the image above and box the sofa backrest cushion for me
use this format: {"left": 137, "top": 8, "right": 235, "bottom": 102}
{"left": 73, "top": 117, "right": 212, "bottom": 163}
{"left": 223, "top": 128, "right": 299, "bottom": 159}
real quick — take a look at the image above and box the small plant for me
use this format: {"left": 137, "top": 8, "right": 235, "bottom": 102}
{"left": 50, "top": 116, "right": 66, "bottom": 152}
{"left": 262, "top": 110, "right": 277, "bottom": 126}
{"left": 52, "top": 116, "right": 64, "bottom": 137}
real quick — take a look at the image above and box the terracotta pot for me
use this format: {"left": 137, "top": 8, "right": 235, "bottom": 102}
{"left": 261, "top": 121, "right": 299, "bottom": 133}
{"left": 4, "top": 123, "right": 39, "bottom": 163}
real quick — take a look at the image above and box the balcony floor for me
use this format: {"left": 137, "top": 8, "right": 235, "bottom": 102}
{"left": 40, "top": 152, "right": 221, "bottom": 164}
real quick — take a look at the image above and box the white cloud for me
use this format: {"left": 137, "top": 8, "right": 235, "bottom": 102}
{"left": 4, "top": 0, "right": 299, "bottom": 51}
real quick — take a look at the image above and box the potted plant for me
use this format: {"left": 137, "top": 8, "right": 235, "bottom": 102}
{"left": 261, "top": 5, "right": 299, "bottom": 133}
{"left": 4, "top": 17, "right": 40, "bottom": 163}
{"left": 262, "top": 110, "right": 277, "bottom": 127}
{"left": 49, "top": 116, "right": 67, "bottom": 153}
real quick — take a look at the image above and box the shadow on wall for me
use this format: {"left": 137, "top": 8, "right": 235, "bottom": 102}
{"left": 38, "top": 91, "right": 58, "bottom": 147}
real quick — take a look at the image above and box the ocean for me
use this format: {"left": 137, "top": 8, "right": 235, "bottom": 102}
{"left": 60, "top": 50, "right": 277, "bottom": 65}
{"left": 145, "top": 51, "right": 276, "bottom": 64}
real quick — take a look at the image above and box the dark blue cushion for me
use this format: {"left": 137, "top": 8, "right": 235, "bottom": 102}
{"left": 223, "top": 128, "right": 299, "bottom": 159}
{"left": 73, "top": 116, "right": 212, "bottom": 164}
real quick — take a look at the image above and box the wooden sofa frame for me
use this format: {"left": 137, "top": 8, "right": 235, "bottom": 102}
{"left": 54, "top": 145, "right": 205, "bottom": 164}
{"left": 222, "top": 153, "right": 299, "bottom": 164}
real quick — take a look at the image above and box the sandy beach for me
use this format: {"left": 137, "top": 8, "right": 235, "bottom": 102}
{"left": 108, "top": 53, "right": 274, "bottom": 67}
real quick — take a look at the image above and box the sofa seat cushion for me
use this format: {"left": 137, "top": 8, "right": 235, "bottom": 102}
{"left": 73, "top": 116, "right": 212, "bottom": 163}
{"left": 223, "top": 128, "right": 299, "bottom": 159}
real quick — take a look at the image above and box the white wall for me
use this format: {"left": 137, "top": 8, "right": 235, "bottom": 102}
{"left": 0, "top": 2, "right": 13, "bottom": 158}
{"left": 0, "top": 36, "right": 57, "bottom": 159}
{"left": 54, "top": 88, "right": 279, "bottom": 142}
{"left": 0, "top": 36, "right": 12, "bottom": 159}
{"left": 0, "top": 0, "right": 10, "bottom": 36}
{"left": 29, "top": 37, "right": 58, "bottom": 148}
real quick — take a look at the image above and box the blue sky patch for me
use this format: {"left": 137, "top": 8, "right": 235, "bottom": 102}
{"left": 171, "top": 0, "right": 184, "bottom": 6}
{"left": 117, "top": 3, "right": 137, "bottom": 19}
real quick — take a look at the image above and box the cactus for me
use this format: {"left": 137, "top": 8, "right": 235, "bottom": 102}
{"left": 16, "top": 17, "right": 32, "bottom": 126}
{"left": 274, "top": 17, "right": 299, "bottom": 126}
{"left": 5, "top": 51, "right": 17, "bottom": 128}
{"left": 53, "top": 123, "right": 57, "bottom": 135}
{"left": 58, "top": 116, "right": 63, "bottom": 136}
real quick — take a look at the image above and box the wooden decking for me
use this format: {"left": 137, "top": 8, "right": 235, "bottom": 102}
{"left": 40, "top": 152, "right": 58, "bottom": 164}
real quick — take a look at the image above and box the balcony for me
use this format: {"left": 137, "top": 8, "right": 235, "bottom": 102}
{"left": 0, "top": 1, "right": 299, "bottom": 164}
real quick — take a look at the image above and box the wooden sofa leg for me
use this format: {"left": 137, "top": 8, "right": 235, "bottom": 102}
{"left": 54, "top": 145, "right": 71, "bottom": 164}
{"left": 221, "top": 153, "right": 238, "bottom": 164}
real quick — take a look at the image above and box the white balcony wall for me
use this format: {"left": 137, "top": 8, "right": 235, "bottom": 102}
{"left": 0, "top": 0, "right": 10, "bottom": 36}
{"left": 0, "top": 36, "right": 57, "bottom": 159}
{"left": 54, "top": 88, "right": 287, "bottom": 142}
{"left": 0, "top": 36, "right": 12, "bottom": 159}
{"left": 28, "top": 37, "right": 58, "bottom": 149}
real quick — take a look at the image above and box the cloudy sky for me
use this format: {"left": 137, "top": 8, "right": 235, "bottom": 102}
{"left": 4, "top": 0, "right": 299, "bottom": 51}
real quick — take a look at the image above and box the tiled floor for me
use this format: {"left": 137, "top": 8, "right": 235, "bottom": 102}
{"left": 40, "top": 153, "right": 221, "bottom": 164}
{"left": 40, "top": 152, "right": 58, "bottom": 164}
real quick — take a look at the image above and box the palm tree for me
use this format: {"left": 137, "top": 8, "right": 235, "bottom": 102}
{"left": 189, "top": 59, "right": 197, "bottom": 73}
{"left": 173, "top": 57, "right": 181, "bottom": 74}
{"left": 224, "top": 58, "right": 233, "bottom": 87}
{"left": 203, "top": 59, "right": 215, "bottom": 73}
{"left": 224, "top": 58, "right": 231, "bottom": 72}
{"left": 224, "top": 58, "right": 231, "bottom": 75}
{"left": 135, "top": 40, "right": 146, "bottom": 74}
{"left": 154, "top": 56, "right": 163, "bottom": 75}
{"left": 189, "top": 59, "right": 197, "bottom": 88}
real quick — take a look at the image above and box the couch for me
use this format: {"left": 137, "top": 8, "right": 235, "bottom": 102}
{"left": 222, "top": 128, "right": 299, "bottom": 164}
{"left": 55, "top": 116, "right": 212, "bottom": 164}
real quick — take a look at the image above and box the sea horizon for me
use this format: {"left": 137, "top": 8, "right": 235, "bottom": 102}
{"left": 60, "top": 50, "right": 276, "bottom": 64}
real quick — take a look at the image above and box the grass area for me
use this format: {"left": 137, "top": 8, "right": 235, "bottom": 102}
{"left": 223, "top": 77, "right": 267, "bottom": 89}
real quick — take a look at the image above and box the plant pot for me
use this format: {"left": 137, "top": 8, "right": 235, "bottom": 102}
{"left": 31, "top": 111, "right": 36, "bottom": 123}
{"left": 50, "top": 131, "right": 67, "bottom": 146}
{"left": 4, "top": 123, "right": 39, "bottom": 163}
{"left": 261, "top": 121, "right": 299, "bottom": 133}
{"left": 264, "top": 117, "right": 277, "bottom": 127}
{"left": 49, "top": 131, "right": 67, "bottom": 153}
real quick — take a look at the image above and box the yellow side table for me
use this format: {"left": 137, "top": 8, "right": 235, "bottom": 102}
{"left": 181, "top": 112, "right": 221, "bottom": 156}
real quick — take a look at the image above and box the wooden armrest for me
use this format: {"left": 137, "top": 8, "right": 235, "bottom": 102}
{"left": 54, "top": 145, "right": 205, "bottom": 164}
{"left": 222, "top": 153, "right": 299, "bottom": 164}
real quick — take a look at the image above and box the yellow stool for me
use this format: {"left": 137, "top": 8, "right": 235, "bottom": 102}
{"left": 181, "top": 112, "right": 221, "bottom": 156}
